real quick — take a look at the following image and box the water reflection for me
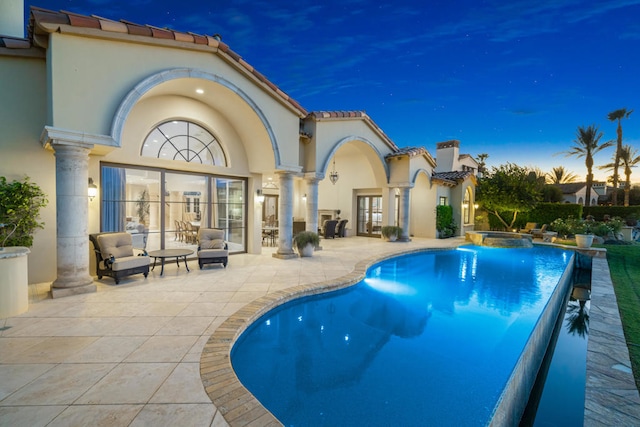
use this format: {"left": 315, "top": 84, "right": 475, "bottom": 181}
{"left": 232, "top": 246, "right": 572, "bottom": 426}
{"left": 566, "top": 286, "right": 590, "bottom": 338}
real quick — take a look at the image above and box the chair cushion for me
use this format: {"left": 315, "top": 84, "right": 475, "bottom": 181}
{"left": 96, "top": 233, "right": 135, "bottom": 259}
{"left": 198, "top": 229, "right": 225, "bottom": 249}
{"left": 111, "top": 255, "right": 149, "bottom": 271}
{"left": 198, "top": 249, "right": 228, "bottom": 258}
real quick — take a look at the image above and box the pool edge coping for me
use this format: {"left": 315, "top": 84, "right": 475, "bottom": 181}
{"left": 584, "top": 255, "right": 640, "bottom": 425}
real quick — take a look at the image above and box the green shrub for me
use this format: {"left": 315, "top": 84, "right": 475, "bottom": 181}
{"left": 583, "top": 206, "right": 640, "bottom": 221}
{"left": 0, "top": 176, "right": 48, "bottom": 247}
{"left": 436, "top": 205, "right": 457, "bottom": 237}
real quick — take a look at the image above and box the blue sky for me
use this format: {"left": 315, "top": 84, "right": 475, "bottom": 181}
{"left": 28, "top": 0, "right": 640, "bottom": 182}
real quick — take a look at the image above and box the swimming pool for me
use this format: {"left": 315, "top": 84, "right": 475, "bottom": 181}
{"left": 231, "top": 246, "right": 574, "bottom": 426}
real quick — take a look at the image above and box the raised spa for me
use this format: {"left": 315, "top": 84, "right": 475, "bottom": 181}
{"left": 466, "top": 230, "right": 534, "bottom": 248}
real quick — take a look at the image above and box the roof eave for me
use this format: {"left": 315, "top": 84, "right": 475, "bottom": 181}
{"left": 309, "top": 111, "right": 399, "bottom": 152}
{"left": 30, "top": 10, "right": 307, "bottom": 117}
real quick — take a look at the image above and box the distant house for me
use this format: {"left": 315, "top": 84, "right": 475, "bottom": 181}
{"left": 554, "top": 181, "right": 608, "bottom": 206}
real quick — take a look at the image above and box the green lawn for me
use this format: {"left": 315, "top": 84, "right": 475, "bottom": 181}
{"left": 604, "top": 243, "right": 640, "bottom": 389}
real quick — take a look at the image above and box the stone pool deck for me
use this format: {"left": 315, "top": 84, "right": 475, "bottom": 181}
{"left": 585, "top": 254, "right": 640, "bottom": 426}
{"left": 0, "top": 237, "right": 638, "bottom": 426}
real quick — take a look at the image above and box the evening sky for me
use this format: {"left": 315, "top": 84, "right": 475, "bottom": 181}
{"left": 27, "top": 0, "right": 640, "bottom": 182}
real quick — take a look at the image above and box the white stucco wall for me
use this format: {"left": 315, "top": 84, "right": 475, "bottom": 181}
{"left": 410, "top": 172, "right": 437, "bottom": 238}
{"left": 313, "top": 118, "right": 393, "bottom": 176}
{"left": 47, "top": 33, "right": 301, "bottom": 171}
{"left": 0, "top": 54, "right": 56, "bottom": 284}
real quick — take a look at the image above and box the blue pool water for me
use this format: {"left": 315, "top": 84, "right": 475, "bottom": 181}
{"left": 231, "top": 246, "right": 573, "bottom": 426}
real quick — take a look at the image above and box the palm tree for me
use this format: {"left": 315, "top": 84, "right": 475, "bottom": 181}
{"left": 607, "top": 108, "right": 633, "bottom": 205}
{"left": 621, "top": 146, "right": 640, "bottom": 207}
{"left": 602, "top": 145, "right": 640, "bottom": 207}
{"left": 546, "top": 166, "right": 578, "bottom": 184}
{"left": 476, "top": 153, "right": 489, "bottom": 175}
{"left": 563, "top": 125, "right": 613, "bottom": 207}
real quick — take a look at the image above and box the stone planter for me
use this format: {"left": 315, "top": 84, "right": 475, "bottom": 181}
{"left": 0, "top": 247, "right": 30, "bottom": 318}
{"left": 384, "top": 234, "right": 397, "bottom": 242}
{"left": 575, "top": 234, "right": 594, "bottom": 249}
{"left": 621, "top": 226, "right": 633, "bottom": 241}
{"left": 299, "top": 243, "right": 314, "bottom": 257}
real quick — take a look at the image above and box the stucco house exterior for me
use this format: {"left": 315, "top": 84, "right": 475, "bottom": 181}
{"left": 554, "top": 181, "right": 608, "bottom": 206}
{"left": 0, "top": 3, "right": 477, "bottom": 297}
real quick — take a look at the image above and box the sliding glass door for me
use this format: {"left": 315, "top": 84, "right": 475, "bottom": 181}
{"left": 100, "top": 164, "right": 246, "bottom": 253}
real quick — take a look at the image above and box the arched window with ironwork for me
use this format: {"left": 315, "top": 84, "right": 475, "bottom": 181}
{"left": 141, "top": 120, "right": 227, "bottom": 166}
{"left": 463, "top": 187, "right": 472, "bottom": 224}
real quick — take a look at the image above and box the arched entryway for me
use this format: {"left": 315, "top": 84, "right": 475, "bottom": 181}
{"left": 317, "top": 139, "right": 389, "bottom": 238}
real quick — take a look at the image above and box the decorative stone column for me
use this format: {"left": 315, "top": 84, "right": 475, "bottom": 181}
{"left": 50, "top": 143, "right": 96, "bottom": 297}
{"left": 305, "top": 176, "right": 320, "bottom": 233}
{"left": 273, "top": 172, "right": 297, "bottom": 259}
{"left": 398, "top": 186, "right": 412, "bottom": 242}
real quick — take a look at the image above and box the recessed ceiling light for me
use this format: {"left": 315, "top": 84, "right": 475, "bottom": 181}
{"left": 196, "top": 88, "right": 204, "bottom": 94}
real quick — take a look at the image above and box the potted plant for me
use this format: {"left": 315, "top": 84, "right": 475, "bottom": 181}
{"left": 0, "top": 176, "right": 47, "bottom": 317}
{"left": 0, "top": 176, "right": 48, "bottom": 247}
{"left": 293, "top": 231, "right": 320, "bottom": 257}
{"left": 381, "top": 225, "right": 402, "bottom": 242}
{"left": 570, "top": 218, "right": 594, "bottom": 249}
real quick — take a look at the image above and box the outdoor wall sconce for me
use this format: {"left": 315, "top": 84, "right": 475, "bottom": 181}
{"left": 302, "top": 193, "right": 307, "bottom": 201}
{"left": 88, "top": 177, "right": 98, "bottom": 201}
{"left": 256, "top": 189, "right": 265, "bottom": 203}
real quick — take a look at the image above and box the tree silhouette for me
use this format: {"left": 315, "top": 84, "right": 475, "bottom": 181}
{"left": 562, "top": 125, "right": 613, "bottom": 207}
{"left": 607, "top": 108, "right": 633, "bottom": 205}
{"left": 600, "top": 145, "right": 640, "bottom": 207}
{"left": 546, "top": 166, "right": 578, "bottom": 184}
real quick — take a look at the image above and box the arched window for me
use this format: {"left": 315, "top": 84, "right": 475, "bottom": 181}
{"left": 463, "top": 187, "right": 472, "bottom": 224}
{"left": 142, "top": 120, "right": 227, "bottom": 166}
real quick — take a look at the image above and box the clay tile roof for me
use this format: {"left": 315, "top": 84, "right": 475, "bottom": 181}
{"left": 120, "top": 20, "right": 153, "bottom": 37}
{"left": 385, "top": 146, "right": 428, "bottom": 159}
{"left": 310, "top": 111, "right": 366, "bottom": 119}
{"left": 147, "top": 25, "right": 174, "bottom": 40}
{"left": 432, "top": 170, "right": 474, "bottom": 184}
{"left": 308, "top": 111, "right": 399, "bottom": 151}
{"left": 0, "top": 36, "right": 31, "bottom": 49}
{"left": 189, "top": 33, "right": 208, "bottom": 45}
{"left": 26, "top": 6, "right": 307, "bottom": 116}
{"left": 554, "top": 183, "right": 586, "bottom": 194}
{"left": 64, "top": 11, "right": 101, "bottom": 29}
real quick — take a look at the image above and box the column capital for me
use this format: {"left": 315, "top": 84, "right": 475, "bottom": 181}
{"left": 304, "top": 173, "right": 324, "bottom": 182}
{"left": 40, "top": 126, "right": 113, "bottom": 151}
{"left": 390, "top": 183, "right": 414, "bottom": 189}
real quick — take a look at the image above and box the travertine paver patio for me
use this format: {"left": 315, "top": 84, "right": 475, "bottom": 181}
{"left": 0, "top": 236, "right": 638, "bottom": 426}
{"left": 0, "top": 237, "right": 458, "bottom": 426}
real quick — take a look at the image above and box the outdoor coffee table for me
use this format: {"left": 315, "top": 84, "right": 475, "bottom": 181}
{"left": 147, "top": 249, "right": 194, "bottom": 276}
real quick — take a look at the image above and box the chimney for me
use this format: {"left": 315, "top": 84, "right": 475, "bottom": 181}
{"left": 0, "top": 0, "right": 25, "bottom": 38}
{"left": 435, "top": 140, "right": 460, "bottom": 172}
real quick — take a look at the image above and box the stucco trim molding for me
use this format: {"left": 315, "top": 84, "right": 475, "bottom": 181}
{"left": 40, "top": 126, "right": 113, "bottom": 150}
{"left": 110, "top": 68, "right": 283, "bottom": 169}
{"left": 323, "top": 135, "right": 390, "bottom": 182}
{"left": 411, "top": 168, "right": 433, "bottom": 187}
